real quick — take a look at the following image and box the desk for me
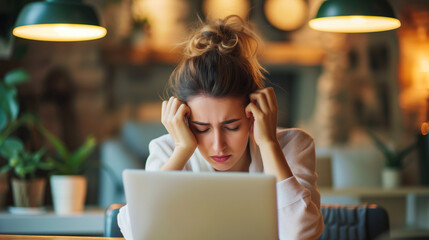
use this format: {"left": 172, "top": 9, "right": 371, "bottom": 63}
{"left": 0, "top": 235, "right": 123, "bottom": 240}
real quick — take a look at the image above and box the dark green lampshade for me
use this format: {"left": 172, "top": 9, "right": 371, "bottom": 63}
{"left": 13, "top": 0, "right": 106, "bottom": 41}
{"left": 309, "top": 0, "right": 401, "bottom": 33}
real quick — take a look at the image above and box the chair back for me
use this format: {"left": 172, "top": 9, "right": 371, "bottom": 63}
{"left": 319, "top": 204, "right": 390, "bottom": 240}
{"left": 104, "top": 203, "right": 125, "bottom": 237}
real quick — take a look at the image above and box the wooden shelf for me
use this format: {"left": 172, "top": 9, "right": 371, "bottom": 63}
{"left": 101, "top": 43, "right": 181, "bottom": 65}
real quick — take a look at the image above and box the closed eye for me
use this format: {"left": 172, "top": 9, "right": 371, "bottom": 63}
{"left": 225, "top": 126, "right": 239, "bottom": 131}
{"left": 195, "top": 128, "right": 209, "bottom": 133}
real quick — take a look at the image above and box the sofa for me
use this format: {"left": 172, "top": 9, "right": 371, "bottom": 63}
{"left": 98, "top": 121, "right": 167, "bottom": 208}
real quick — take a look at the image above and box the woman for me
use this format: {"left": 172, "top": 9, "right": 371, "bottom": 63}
{"left": 118, "top": 15, "right": 324, "bottom": 239}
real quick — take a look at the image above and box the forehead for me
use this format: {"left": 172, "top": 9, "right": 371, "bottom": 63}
{"left": 187, "top": 95, "right": 245, "bottom": 122}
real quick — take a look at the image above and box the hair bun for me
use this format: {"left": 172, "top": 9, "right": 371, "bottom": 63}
{"left": 185, "top": 16, "right": 254, "bottom": 57}
{"left": 168, "top": 15, "right": 266, "bottom": 101}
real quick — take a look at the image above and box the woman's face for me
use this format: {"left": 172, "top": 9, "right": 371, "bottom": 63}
{"left": 187, "top": 95, "right": 251, "bottom": 172}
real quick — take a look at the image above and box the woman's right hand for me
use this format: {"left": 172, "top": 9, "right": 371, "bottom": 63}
{"left": 161, "top": 97, "right": 197, "bottom": 155}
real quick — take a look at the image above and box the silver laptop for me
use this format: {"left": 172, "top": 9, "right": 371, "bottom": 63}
{"left": 123, "top": 169, "right": 278, "bottom": 240}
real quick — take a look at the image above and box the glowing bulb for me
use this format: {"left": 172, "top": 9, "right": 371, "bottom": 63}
{"left": 13, "top": 24, "right": 107, "bottom": 41}
{"left": 309, "top": 16, "right": 401, "bottom": 33}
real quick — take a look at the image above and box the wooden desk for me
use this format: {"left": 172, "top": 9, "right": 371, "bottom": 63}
{"left": 0, "top": 235, "right": 123, "bottom": 240}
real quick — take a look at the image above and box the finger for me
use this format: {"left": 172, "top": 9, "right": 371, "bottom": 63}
{"left": 264, "top": 87, "right": 278, "bottom": 111}
{"left": 176, "top": 103, "right": 191, "bottom": 120}
{"left": 168, "top": 98, "right": 182, "bottom": 120}
{"left": 173, "top": 104, "right": 191, "bottom": 130}
{"left": 161, "top": 100, "right": 168, "bottom": 122}
{"left": 165, "top": 96, "right": 175, "bottom": 119}
{"left": 245, "top": 102, "right": 263, "bottom": 120}
{"left": 249, "top": 92, "right": 269, "bottom": 113}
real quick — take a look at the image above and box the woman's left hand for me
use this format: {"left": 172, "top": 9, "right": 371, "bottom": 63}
{"left": 245, "top": 87, "right": 279, "bottom": 147}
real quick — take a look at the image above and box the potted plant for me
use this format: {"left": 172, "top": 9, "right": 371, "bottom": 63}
{"left": 0, "top": 68, "right": 30, "bottom": 209}
{"left": 368, "top": 131, "right": 416, "bottom": 188}
{"left": 0, "top": 141, "right": 53, "bottom": 211}
{"left": 37, "top": 124, "right": 96, "bottom": 215}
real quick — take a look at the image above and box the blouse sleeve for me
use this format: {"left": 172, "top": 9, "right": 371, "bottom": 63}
{"left": 145, "top": 134, "right": 175, "bottom": 171}
{"left": 117, "top": 205, "right": 133, "bottom": 240}
{"left": 276, "top": 129, "right": 324, "bottom": 240}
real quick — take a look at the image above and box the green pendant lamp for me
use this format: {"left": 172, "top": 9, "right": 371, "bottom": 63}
{"left": 309, "top": 0, "right": 401, "bottom": 33}
{"left": 13, "top": 0, "right": 107, "bottom": 41}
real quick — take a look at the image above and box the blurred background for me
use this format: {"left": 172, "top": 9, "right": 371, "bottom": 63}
{"left": 0, "top": 0, "right": 429, "bottom": 238}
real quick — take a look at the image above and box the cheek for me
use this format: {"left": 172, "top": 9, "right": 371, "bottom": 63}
{"left": 194, "top": 133, "right": 210, "bottom": 150}
{"left": 228, "top": 129, "right": 250, "bottom": 150}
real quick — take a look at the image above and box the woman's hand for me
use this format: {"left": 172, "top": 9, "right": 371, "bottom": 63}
{"left": 162, "top": 97, "right": 197, "bottom": 151}
{"left": 245, "top": 87, "right": 279, "bottom": 147}
{"left": 246, "top": 88, "right": 293, "bottom": 181}
{"left": 161, "top": 97, "right": 197, "bottom": 166}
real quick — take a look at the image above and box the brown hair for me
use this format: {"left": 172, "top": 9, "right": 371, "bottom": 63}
{"left": 167, "top": 15, "right": 266, "bottom": 102}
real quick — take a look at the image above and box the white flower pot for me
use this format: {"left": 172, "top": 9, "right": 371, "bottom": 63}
{"left": 50, "top": 175, "right": 87, "bottom": 215}
{"left": 382, "top": 168, "right": 401, "bottom": 189}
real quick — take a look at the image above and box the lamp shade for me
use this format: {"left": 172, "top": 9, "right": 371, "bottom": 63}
{"left": 13, "top": 0, "right": 106, "bottom": 41}
{"left": 309, "top": 0, "right": 401, "bottom": 33}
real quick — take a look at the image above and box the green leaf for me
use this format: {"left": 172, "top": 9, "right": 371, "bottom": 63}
{"left": 4, "top": 69, "right": 29, "bottom": 86}
{"left": 0, "top": 85, "right": 10, "bottom": 119}
{"left": 24, "top": 164, "right": 36, "bottom": 174}
{"left": 0, "top": 85, "right": 19, "bottom": 122}
{"left": 9, "top": 157, "right": 19, "bottom": 167}
{"left": 32, "top": 148, "right": 46, "bottom": 163}
{"left": 38, "top": 161, "right": 54, "bottom": 171}
{"left": 6, "top": 92, "right": 19, "bottom": 121}
{"left": 69, "top": 136, "right": 96, "bottom": 174}
{"left": 0, "top": 138, "right": 24, "bottom": 158}
{"left": 52, "top": 162, "right": 73, "bottom": 175}
{"left": 15, "top": 165, "right": 26, "bottom": 179}
{"left": 0, "top": 116, "right": 32, "bottom": 144}
{"left": 367, "top": 131, "right": 394, "bottom": 164}
{"left": 37, "top": 125, "right": 70, "bottom": 161}
{"left": 0, "top": 109, "right": 7, "bottom": 132}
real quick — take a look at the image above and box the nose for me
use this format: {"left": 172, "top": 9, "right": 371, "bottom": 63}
{"left": 213, "top": 129, "right": 226, "bottom": 153}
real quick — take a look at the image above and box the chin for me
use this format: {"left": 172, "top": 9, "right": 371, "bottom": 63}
{"left": 214, "top": 167, "right": 231, "bottom": 172}
{"left": 210, "top": 162, "right": 233, "bottom": 172}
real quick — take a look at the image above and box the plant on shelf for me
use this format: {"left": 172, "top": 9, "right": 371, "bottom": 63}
{"left": 368, "top": 131, "right": 416, "bottom": 188}
{"left": 0, "top": 143, "right": 53, "bottom": 208}
{"left": 37, "top": 124, "right": 97, "bottom": 214}
{"left": 38, "top": 124, "right": 96, "bottom": 175}
{"left": 0, "top": 68, "right": 52, "bottom": 209}
{"left": 0, "top": 143, "right": 53, "bottom": 179}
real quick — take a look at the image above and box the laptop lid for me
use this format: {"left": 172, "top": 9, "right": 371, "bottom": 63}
{"left": 123, "top": 169, "right": 278, "bottom": 240}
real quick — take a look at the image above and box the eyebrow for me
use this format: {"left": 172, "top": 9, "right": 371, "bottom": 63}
{"left": 191, "top": 118, "right": 241, "bottom": 126}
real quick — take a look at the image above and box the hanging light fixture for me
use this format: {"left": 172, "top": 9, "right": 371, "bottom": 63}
{"left": 13, "top": 0, "right": 107, "bottom": 42}
{"left": 309, "top": 0, "right": 401, "bottom": 33}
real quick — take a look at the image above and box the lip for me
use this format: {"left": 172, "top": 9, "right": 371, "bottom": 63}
{"left": 211, "top": 155, "right": 231, "bottom": 163}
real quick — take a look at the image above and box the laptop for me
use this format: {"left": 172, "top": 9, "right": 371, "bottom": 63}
{"left": 123, "top": 169, "right": 278, "bottom": 240}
